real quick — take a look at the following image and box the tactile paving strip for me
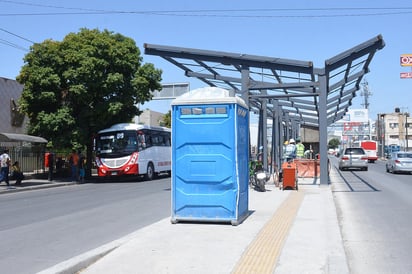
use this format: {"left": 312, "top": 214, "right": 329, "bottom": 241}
{"left": 232, "top": 190, "right": 305, "bottom": 273}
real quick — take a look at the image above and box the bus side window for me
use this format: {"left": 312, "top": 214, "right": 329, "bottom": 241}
{"left": 138, "top": 134, "right": 146, "bottom": 150}
{"left": 156, "top": 135, "right": 165, "bottom": 146}
{"left": 152, "top": 134, "right": 160, "bottom": 146}
{"left": 146, "top": 135, "right": 152, "bottom": 147}
{"left": 163, "top": 133, "right": 170, "bottom": 146}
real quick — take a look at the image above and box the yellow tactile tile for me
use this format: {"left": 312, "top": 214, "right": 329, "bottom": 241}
{"left": 232, "top": 190, "right": 304, "bottom": 273}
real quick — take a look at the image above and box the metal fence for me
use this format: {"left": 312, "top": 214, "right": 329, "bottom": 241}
{"left": 3, "top": 145, "right": 44, "bottom": 174}
{"left": 2, "top": 144, "right": 73, "bottom": 176}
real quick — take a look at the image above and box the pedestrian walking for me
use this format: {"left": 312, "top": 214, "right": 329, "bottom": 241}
{"left": 1, "top": 149, "right": 11, "bottom": 187}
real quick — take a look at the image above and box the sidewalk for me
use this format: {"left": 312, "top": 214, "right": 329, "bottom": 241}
{"left": 0, "top": 177, "right": 76, "bottom": 194}
{"left": 38, "top": 166, "right": 349, "bottom": 274}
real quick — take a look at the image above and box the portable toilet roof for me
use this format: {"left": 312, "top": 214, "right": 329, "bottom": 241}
{"left": 171, "top": 87, "right": 248, "bottom": 109}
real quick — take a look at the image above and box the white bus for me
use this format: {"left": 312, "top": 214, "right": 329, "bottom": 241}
{"left": 94, "top": 123, "right": 171, "bottom": 180}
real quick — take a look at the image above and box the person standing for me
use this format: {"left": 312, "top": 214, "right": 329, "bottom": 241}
{"left": 284, "top": 139, "right": 297, "bottom": 162}
{"left": 1, "top": 149, "right": 11, "bottom": 188}
{"left": 282, "top": 140, "right": 289, "bottom": 161}
{"left": 69, "top": 149, "right": 79, "bottom": 182}
{"left": 296, "top": 138, "right": 305, "bottom": 159}
{"left": 47, "top": 152, "right": 54, "bottom": 181}
{"left": 78, "top": 151, "right": 86, "bottom": 184}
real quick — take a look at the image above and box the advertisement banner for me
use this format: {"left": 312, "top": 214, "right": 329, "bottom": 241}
{"left": 400, "top": 54, "right": 412, "bottom": 67}
{"left": 400, "top": 72, "right": 412, "bottom": 78}
{"left": 336, "top": 109, "right": 369, "bottom": 124}
{"left": 342, "top": 122, "right": 370, "bottom": 136}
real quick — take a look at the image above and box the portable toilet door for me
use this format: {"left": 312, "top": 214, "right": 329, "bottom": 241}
{"left": 171, "top": 87, "right": 249, "bottom": 225}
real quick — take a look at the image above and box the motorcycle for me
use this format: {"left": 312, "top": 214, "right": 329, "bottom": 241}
{"left": 249, "top": 160, "right": 268, "bottom": 192}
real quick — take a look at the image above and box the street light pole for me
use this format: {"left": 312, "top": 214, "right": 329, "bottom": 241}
{"left": 380, "top": 114, "right": 385, "bottom": 158}
{"left": 406, "top": 116, "right": 409, "bottom": 152}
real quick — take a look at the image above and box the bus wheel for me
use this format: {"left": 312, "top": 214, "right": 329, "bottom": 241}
{"left": 145, "top": 162, "right": 154, "bottom": 181}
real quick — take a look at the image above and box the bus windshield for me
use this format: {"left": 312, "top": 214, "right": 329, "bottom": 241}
{"left": 96, "top": 130, "right": 139, "bottom": 157}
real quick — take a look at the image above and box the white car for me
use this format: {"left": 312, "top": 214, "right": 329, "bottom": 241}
{"left": 386, "top": 151, "right": 412, "bottom": 174}
{"left": 338, "top": 147, "right": 368, "bottom": 171}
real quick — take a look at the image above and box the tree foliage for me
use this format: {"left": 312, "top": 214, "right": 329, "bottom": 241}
{"left": 17, "top": 28, "right": 162, "bottom": 148}
{"left": 328, "top": 138, "right": 341, "bottom": 149}
{"left": 17, "top": 28, "right": 162, "bottom": 176}
{"left": 160, "top": 110, "right": 171, "bottom": 128}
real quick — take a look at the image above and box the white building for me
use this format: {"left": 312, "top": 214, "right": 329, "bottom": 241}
{"left": 135, "top": 109, "right": 166, "bottom": 126}
{"left": 377, "top": 108, "right": 411, "bottom": 153}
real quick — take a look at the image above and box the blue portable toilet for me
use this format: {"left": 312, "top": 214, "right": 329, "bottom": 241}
{"left": 171, "top": 87, "right": 249, "bottom": 225}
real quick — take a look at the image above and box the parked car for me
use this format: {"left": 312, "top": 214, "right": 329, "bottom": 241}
{"left": 385, "top": 151, "right": 412, "bottom": 174}
{"left": 338, "top": 147, "right": 368, "bottom": 171}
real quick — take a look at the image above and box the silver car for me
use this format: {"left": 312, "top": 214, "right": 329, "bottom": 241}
{"left": 386, "top": 151, "right": 412, "bottom": 174}
{"left": 338, "top": 147, "right": 368, "bottom": 171}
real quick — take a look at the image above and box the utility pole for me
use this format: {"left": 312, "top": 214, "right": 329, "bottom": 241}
{"left": 401, "top": 107, "right": 410, "bottom": 151}
{"left": 361, "top": 79, "right": 372, "bottom": 110}
{"left": 399, "top": 54, "right": 411, "bottom": 151}
{"left": 361, "top": 79, "right": 373, "bottom": 140}
{"left": 407, "top": 115, "right": 409, "bottom": 151}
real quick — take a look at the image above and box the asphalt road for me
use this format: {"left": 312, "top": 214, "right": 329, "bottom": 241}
{"left": 0, "top": 177, "right": 171, "bottom": 274}
{"left": 1, "top": 160, "right": 411, "bottom": 273}
{"left": 330, "top": 157, "right": 412, "bottom": 273}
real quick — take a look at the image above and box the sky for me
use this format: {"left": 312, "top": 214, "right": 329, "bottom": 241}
{"left": 1, "top": 0, "right": 412, "bottom": 120}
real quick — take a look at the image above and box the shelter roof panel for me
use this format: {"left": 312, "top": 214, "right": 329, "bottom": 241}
{"left": 144, "top": 35, "right": 385, "bottom": 128}
{"left": 0, "top": 133, "right": 47, "bottom": 143}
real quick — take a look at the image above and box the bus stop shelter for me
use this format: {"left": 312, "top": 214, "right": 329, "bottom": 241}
{"left": 144, "top": 35, "right": 385, "bottom": 185}
{"left": 1, "top": 133, "right": 48, "bottom": 174}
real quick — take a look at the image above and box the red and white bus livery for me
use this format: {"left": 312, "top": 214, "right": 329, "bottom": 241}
{"left": 353, "top": 140, "right": 378, "bottom": 163}
{"left": 94, "top": 123, "right": 171, "bottom": 180}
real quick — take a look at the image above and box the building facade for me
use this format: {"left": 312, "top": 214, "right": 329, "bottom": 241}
{"left": 0, "top": 77, "right": 27, "bottom": 135}
{"left": 376, "top": 108, "right": 411, "bottom": 156}
{"left": 135, "top": 109, "right": 165, "bottom": 127}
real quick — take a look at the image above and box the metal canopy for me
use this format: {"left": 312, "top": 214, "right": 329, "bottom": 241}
{"left": 144, "top": 35, "right": 384, "bottom": 129}
{"left": 0, "top": 133, "right": 48, "bottom": 143}
{"left": 144, "top": 35, "right": 385, "bottom": 185}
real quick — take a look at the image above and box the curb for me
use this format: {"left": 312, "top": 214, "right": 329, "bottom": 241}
{"left": 0, "top": 181, "right": 76, "bottom": 195}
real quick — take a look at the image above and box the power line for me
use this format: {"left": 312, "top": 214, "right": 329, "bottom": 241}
{"left": 0, "top": 38, "right": 28, "bottom": 51}
{"left": 2, "top": 1, "right": 412, "bottom": 13}
{"left": 0, "top": 0, "right": 106, "bottom": 12}
{"left": 1, "top": 10, "right": 412, "bottom": 18}
{"left": 0, "top": 27, "right": 34, "bottom": 51}
{"left": 0, "top": 27, "right": 35, "bottom": 43}
{"left": 1, "top": 2, "right": 412, "bottom": 18}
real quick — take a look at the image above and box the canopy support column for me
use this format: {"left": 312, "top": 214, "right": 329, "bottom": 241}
{"left": 318, "top": 72, "right": 329, "bottom": 185}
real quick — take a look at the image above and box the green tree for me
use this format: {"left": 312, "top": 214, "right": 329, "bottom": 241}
{"left": 17, "top": 28, "right": 162, "bottom": 177}
{"left": 328, "top": 138, "right": 341, "bottom": 149}
{"left": 160, "top": 110, "right": 171, "bottom": 128}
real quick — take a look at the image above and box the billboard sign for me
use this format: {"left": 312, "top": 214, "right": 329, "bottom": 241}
{"left": 151, "top": 82, "right": 190, "bottom": 99}
{"left": 336, "top": 109, "right": 369, "bottom": 124}
{"left": 400, "top": 54, "right": 412, "bottom": 67}
{"left": 348, "top": 109, "right": 369, "bottom": 123}
{"left": 400, "top": 72, "right": 412, "bottom": 78}
{"left": 342, "top": 122, "right": 370, "bottom": 136}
